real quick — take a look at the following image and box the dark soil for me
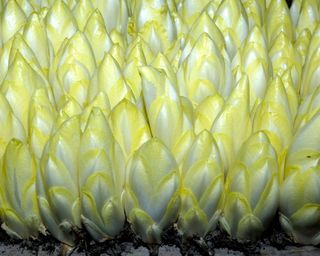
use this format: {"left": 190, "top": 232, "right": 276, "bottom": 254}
{"left": 0, "top": 213, "right": 320, "bottom": 255}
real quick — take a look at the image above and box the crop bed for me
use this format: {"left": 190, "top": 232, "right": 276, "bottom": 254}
{"left": 0, "top": 0, "right": 320, "bottom": 255}
{"left": 0, "top": 219, "right": 320, "bottom": 255}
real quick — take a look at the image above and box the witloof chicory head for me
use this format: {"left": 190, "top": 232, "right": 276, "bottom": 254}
{"left": 220, "top": 131, "right": 279, "bottom": 241}
{"left": 123, "top": 138, "right": 181, "bottom": 244}
{"left": 178, "top": 130, "right": 224, "bottom": 237}
{"left": 1, "top": 139, "right": 45, "bottom": 239}
{"left": 79, "top": 108, "right": 125, "bottom": 242}
{"left": 37, "top": 116, "right": 81, "bottom": 246}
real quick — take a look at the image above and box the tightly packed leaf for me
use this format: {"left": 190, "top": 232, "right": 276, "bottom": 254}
{"left": 220, "top": 131, "right": 279, "bottom": 241}
{"left": 0, "top": 0, "right": 319, "bottom": 248}
{"left": 1, "top": 139, "right": 44, "bottom": 239}
{"left": 80, "top": 108, "right": 125, "bottom": 242}
{"left": 123, "top": 138, "right": 181, "bottom": 244}
{"left": 178, "top": 130, "right": 224, "bottom": 238}
{"left": 37, "top": 116, "right": 81, "bottom": 246}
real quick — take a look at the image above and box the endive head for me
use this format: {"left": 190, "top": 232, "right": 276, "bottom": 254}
{"left": 123, "top": 41, "right": 148, "bottom": 100}
{"left": 123, "top": 138, "right": 181, "bottom": 244}
{"left": 72, "top": 0, "right": 94, "bottom": 30}
{"left": 56, "top": 62, "right": 91, "bottom": 108}
{"left": 178, "top": 33, "right": 230, "bottom": 102}
{"left": 182, "top": 130, "right": 223, "bottom": 175}
{"left": 88, "top": 52, "right": 135, "bottom": 109}
{"left": 300, "top": 25, "right": 320, "bottom": 97}
{"left": 0, "top": 92, "right": 26, "bottom": 158}
{"left": 28, "top": 88, "right": 56, "bottom": 160}
{"left": 109, "top": 42, "right": 125, "bottom": 69}
{"left": 126, "top": 35, "right": 148, "bottom": 65}
{"left": 140, "top": 65, "right": 192, "bottom": 150}
{"left": 131, "top": 0, "right": 174, "bottom": 33}
{"left": 110, "top": 29, "right": 127, "bottom": 53}
{"left": 22, "top": 12, "right": 50, "bottom": 75}
{"left": 126, "top": 36, "right": 154, "bottom": 64}
{"left": 8, "top": 33, "right": 43, "bottom": 72}
{"left": 1, "top": 139, "right": 43, "bottom": 239}
{"left": 265, "top": 0, "right": 293, "bottom": 45}
{"left": 169, "top": 10, "right": 187, "bottom": 40}
{"left": 280, "top": 166, "right": 320, "bottom": 245}
{"left": 213, "top": 0, "right": 249, "bottom": 58}
{"left": 211, "top": 76, "right": 252, "bottom": 171}
{"left": 80, "top": 108, "right": 125, "bottom": 241}
{"left": 38, "top": 115, "right": 81, "bottom": 246}
{"left": 221, "top": 131, "right": 279, "bottom": 241}
{"left": 183, "top": 11, "right": 225, "bottom": 53}
{"left": 94, "top": 0, "right": 129, "bottom": 35}
{"left": 0, "top": 32, "right": 44, "bottom": 86}
{"left": 138, "top": 21, "right": 174, "bottom": 56}
{"left": 194, "top": 94, "right": 224, "bottom": 134}
{"left": 178, "top": 130, "right": 224, "bottom": 237}
{"left": 233, "top": 25, "right": 270, "bottom": 104}
{"left": 236, "top": 131, "right": 278, "bottom": 167}
{"left": 151, "top": 52, "right": 177, "bottom": 86}
{"left": 1, "top": 51, "right": 50, "bottom": 130}
{"left": 55, "top": 31, "right": 96, "bottom": 76}
{"left": 131, "top": 0, "right": 177, "bottom": 54}
{"left": 179, "top": 12, "right": 227, "bottom": 65}
{"left": 290, "top": 0, "right": 303, "bottom": 26}
{"left": 280, "top": 69, "right": 299, "bottom": 120}
{"left": 80, "top": 107, "right": 118, "bottom": 186}
{"left": 45, "top": 0, "right": 78, "bottom": 54}
{"left": 269, "top": 32, "right": 301, "bottom": 90}
{"left": 108, "top": 99, "right": 151, "bottom": 160}
{"left": 241, "top": 0, "right": 266, "bottom": 28}
{"left": 178, "top": 0, "right": 215, "bottom": 27}
{"left": 40, "top": 115, "right": 81, "bottom": 191}
{"left": 81, "top": 91, "right": 111, "bottom": 129}
{"left": 84, "top": 9, "right": 112, "bottom": 64}
{"left": 53, "top": 95, "right": 82, "bottom": 131}
{"left": 294, "top": 84, "right": 320, "bottom": 133}
{"left": 0, "top": 0, "right": 27, "bottom": 46}
{"left": 286, "top": 110, "right": 320, "bottom": 176}
{"left": 253, "top": 76, "right": 293, "bottom": 157}
{"left": 50, "top": 31, "right": 96, "bottom": 107}
{"left": 290, "top": 0, "right": 319, "bottom": 36}
{"left": 140, "top": 63, "right": 179, "bottom": 108}
{"left": 294, "top": 28, "right": 311, "bottom": 66}
{"left": 303, "top": 23, "right": 320, "bottom": 65}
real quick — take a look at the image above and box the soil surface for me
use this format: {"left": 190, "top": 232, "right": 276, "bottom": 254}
{"left": 1, "top": 217, "right": 320, "bottom": 255}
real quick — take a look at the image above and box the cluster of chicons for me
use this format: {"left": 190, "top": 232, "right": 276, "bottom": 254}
{"left": 0, "top": 0, "right": 320, "bottom": 249}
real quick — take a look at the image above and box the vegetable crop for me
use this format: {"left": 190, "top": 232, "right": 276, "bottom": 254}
{"left": 0, "top": 0, "right": 319, "bottom": 249}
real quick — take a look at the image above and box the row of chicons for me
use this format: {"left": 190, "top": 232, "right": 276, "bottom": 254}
{"left": 0, "top": 0, "right": 320, "bottom": 248}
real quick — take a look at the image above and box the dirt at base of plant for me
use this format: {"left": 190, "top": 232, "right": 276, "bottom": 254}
{"left": 0, "top": 217, "right": 319, "bottom": 255}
